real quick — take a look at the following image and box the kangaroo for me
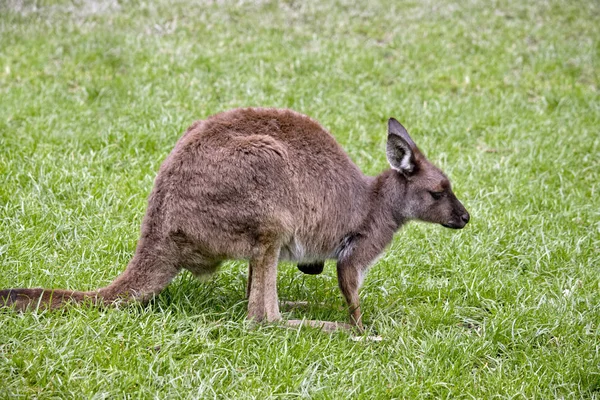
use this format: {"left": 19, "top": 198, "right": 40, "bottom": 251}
{"left": 0, "top": 108, "right": 469, "bottom": 331}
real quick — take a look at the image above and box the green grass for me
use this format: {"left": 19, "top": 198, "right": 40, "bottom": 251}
{"left": 0, "top": 0, "right": 599, "bottom": 398}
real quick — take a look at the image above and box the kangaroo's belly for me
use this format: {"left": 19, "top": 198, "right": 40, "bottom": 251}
{"left": 279, "top": 235, "right": 336, "bottom": 263}
{"left": 279, "top": 233, "right": 347, "bottom": 263}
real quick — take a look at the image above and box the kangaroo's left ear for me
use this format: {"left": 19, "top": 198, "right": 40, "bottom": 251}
{"left": 387, "top": 118, "right": 417, "bottom": 175}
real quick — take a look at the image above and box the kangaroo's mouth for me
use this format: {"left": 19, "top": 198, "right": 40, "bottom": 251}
{"left": 442, "top": 221, "right": 466, "bottom": 229}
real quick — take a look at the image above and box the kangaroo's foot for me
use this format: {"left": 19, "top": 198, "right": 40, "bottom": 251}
{"left": 280, "top": 300, "right": 309, "bottom": 310}
{"left": 280, "top": 300, "right": 345, "bottom": 312}
{"left": 284, "top": 319, "right": 382, "bottom": 341}
{"left": 285, "top": 319, "right": 354, "bottom": 333}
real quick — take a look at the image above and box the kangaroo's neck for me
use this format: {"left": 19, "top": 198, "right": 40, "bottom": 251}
{"left": 359, "top": 169, "right": 407, "bottom": 241}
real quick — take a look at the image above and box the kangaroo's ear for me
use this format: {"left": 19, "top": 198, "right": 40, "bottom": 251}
{"left": 387, "top": 118, "right": 417, "bottom": 175}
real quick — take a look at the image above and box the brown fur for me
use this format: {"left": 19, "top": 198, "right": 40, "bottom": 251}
{"left": 0, "top": 108, "right": 469, "bottom": 330}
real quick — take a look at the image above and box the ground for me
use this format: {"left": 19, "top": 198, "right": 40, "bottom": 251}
{"left": 0, "top": 0, "right": 599, "bottom": 398}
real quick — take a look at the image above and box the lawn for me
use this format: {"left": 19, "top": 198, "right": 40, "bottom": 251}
{"left": 0, "top": 0, "right": 599, "bottom": 398}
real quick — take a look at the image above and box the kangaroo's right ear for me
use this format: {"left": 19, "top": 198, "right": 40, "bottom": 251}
{"left": 386, "top": 118, "right": 417, "bottom": 175}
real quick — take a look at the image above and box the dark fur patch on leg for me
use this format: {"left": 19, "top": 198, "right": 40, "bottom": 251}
{"left": 297, "top": 262, "right": 325, "bottom": 275}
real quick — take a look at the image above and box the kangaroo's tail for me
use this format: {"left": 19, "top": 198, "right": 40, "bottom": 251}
{"left": 0, "top": 239, "right": 180, "bottom": 311}
{"left": 0, "top": 288, "right": 96, "bottom": 311}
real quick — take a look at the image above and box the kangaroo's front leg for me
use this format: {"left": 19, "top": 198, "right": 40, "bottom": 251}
{"left": 335, "top": 232, "right": 392, "bottom": 332}
{"left": 336, "top": 262, "right": 364, "bottom": 331}
{"left": 247, "top": 245, "right": 281, "bottom": 322}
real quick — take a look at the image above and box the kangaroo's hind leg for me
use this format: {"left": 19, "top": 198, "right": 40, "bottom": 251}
{"left": 246, "top": 263, "right": 253, "bottom": 299}
{"left": 247, "top": 244, "right": 281, "bottom": 322}
{"left": 183, "top": 255, "right": 222, "bottom": 279}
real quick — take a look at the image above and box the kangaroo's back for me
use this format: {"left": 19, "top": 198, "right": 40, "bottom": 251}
{"left": 173, "top": 107, "right": 365, "bottom": 190}
{"left": 158, "top": 108, "right": 370, "bottom": 261}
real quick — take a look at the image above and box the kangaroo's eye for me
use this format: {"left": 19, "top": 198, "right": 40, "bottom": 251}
{"left": 429, "top": 191, "right": 443, "bottom": 200}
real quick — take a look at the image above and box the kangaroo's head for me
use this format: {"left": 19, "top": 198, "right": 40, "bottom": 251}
{"left": 386, "top": 118, "right": 470, "bottom": 229}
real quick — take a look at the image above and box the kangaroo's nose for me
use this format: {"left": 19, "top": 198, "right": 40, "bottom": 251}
{"left": 461, "top": 213, "right": 470, "bottom": 224}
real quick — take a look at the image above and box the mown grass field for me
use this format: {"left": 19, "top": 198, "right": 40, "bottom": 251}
{"left": 0, "top": 0, "right": 599, "bottom": 398}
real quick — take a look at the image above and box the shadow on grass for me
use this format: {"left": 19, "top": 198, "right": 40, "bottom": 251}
{"left": 147, "top": 262, "right": 352, "bottom": 328}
